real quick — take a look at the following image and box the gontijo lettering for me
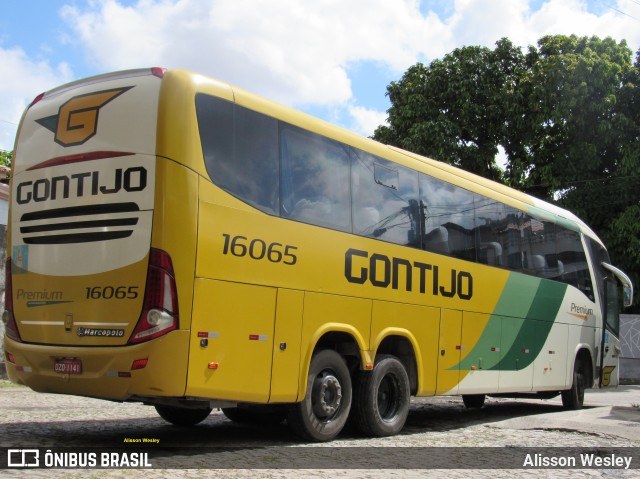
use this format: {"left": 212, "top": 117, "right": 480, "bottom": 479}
{"left": 16, "top": 166, "right": 147, "bottom": 205}
{"left": 344, "top": 248, "right": 473, "bottom": 300}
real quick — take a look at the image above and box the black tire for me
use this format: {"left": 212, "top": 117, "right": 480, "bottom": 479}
{"left": 562, "top": 359, "right": 585, "bottom": 410}
{"left": 154, "top": 405, "right": 212, "bottom": 426}
{"left": 222, "top": 405, "right": 287, "bottom": 425}
{"left": 462, "top": 394, "right": 486, "bottom": 409}
{"left": 287, "top": 349, "right": 352, "bottom": 442}
{"left": 352, "top": 355, "right": 410, "bottom": 437}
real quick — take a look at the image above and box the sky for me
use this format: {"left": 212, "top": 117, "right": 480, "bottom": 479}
{"left": 1, "top": 0, "right": 640, "bottom": 153}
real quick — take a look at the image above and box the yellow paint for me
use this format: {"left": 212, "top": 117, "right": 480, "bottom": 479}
{"left": 435, "top": 309, "right": 462, "bottom": 395}
{"left": 187, "top": 279, "right": 277, "bottom": 402}
{"left": 270, "top": 289, "right": 304, "bottom": 402}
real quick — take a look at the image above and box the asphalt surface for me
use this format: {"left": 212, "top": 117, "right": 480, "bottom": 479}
{"left": 0, "top": 381, "right": 638, "bottom": 478}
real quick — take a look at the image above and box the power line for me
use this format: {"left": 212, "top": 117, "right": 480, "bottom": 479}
{"left": 602, "top": 0, "right": 640, "bottom": 21}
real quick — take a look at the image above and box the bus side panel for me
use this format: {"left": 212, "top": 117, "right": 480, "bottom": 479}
{"left": 531, "top": 322, "right": 569, "bottom": 390}
{"left": 371, "top": 301, "right": 439, "bottom": 396}
{"left": 270, "top": 288, "right": 304, "bottom": 403}
{"left": 457, "top": 312, "right": 500, "bottom": 394}
{"left": 497, "top": 317, "right": 534, "bottom": 393}
{"left": 435, "top": 309, "right": 462, "bottom": 395}
{"left": 187, "top": 279, "right": 276, "bottom": 402}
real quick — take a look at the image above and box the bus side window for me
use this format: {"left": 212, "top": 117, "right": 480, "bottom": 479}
{"left": 419, "top": 174, "right": 476, "bottom": 261}
{"left": 557, "top": 229, "right": 594, "bottom": 301}
{"left": 352, "top": 150, "right": 420, "bottom": 247}
{"left": 196, "top": 94, "right": 279, "bottom": 215}
{"left": 280, "top": 126, "right": 351, "bottom": 232}
{"left": 475, "top": 196, "right": 505, "bottom": 267}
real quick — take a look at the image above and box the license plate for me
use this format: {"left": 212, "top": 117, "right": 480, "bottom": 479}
{"left": 54, "top": 358, "right": 82, "bottom": 375}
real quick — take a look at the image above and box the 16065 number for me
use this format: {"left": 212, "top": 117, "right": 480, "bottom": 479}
{"left": 222, "top": 234, "right": 298, "bottom": 265}
{"left": 85, "top": 286, "right": 139, "bottom": 300}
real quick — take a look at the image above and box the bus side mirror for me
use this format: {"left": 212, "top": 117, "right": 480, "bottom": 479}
{"left": 623, "top": 286, "right": 633, "bottom": 309}
{"left": 602, "top": 262, "right": 633, "bottom": 308}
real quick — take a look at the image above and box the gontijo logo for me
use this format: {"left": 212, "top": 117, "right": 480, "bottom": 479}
{"left": 35, "top": 87, "right": 133, "bottom": 147}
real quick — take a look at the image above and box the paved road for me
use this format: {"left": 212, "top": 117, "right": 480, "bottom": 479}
{"left": 0, "top": 381, "right": 638, "bottom": 478}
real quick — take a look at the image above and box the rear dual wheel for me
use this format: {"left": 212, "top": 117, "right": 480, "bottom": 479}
{"left": 288, "top": 349, "right": 353, "bottom": 442}
{"left": 352, "top": 355, "right": 411, "bottom": 437}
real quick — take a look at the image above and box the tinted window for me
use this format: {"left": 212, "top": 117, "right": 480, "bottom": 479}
{"left": 557, "top": 229, "right": 594, "bottom": 300}
{"left": 352, "top": 150, "right": 420, "bottom": 246}
{"left": 605, "top": 279, "right": 620, "bottom": 335}
{"left": 280, "top": 126, "right": 351, "bottom": 232}
{"left": 420, "top": 174, "right": 476, "bottom": 261}
{"left": 502, "top": 207, "right": 528, "bottom": 271}
{"left": 475, "top": 196, "right": 506, "bottom": 267}
{"left": 195, "top": 95, "right": 595, "bottom": 298}
{"left": 196, "top": 94, "right": 279, "bottom": 214}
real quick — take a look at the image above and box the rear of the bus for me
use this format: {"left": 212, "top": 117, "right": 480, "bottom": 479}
{"left": 3, "top": 68, "right": 190, "bottom": 400}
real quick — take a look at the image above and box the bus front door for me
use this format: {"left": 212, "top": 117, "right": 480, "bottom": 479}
{"left": 600, "top": 279, "right": 621, "bottom": 387}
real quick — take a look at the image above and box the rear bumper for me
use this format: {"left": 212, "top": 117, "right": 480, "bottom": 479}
{"left": 3, "top": 330, "right": 189, "bottom": 401}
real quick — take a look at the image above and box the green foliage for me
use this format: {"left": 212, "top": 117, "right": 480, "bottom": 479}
{"left": 0, "top": 150, "right": 12, "bottom": 184}
{"left": 0, "top": 150, "right": 11, "bottom": 168}
{"left": 375, "top": 35, "right": 640, "bottom": 310}
{"left": 375, "top": 38, "right": 524, "bottom": 182}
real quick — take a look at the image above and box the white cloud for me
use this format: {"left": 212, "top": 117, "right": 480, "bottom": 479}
{"left": 61, "top": 0, "right": 449, "bottom": 106}
{"left": 0, "top": 47, "right": 73, "bottom": 151}
{"left": 445, "top": 0, "right": 640, "bottom": 54}
{"left": 349, "top": 106, "right": 388, "bottom": 137}
{"left": 3, "top": 0, "right": 637, "bottom": 148}
{"left": 56, "top": 0, "right": 640, "bottom": 140}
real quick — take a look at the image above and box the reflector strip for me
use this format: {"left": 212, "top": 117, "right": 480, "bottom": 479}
{"left": 197, "top": 332, "right": 219, "bottom": 338}
{"left": 249, "top": 335, "right": 268, "bottom": 341}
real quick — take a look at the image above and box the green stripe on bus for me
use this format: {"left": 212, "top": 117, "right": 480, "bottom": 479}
{"left": 491, "top": 280, "right": 567, "bottom": 371}
{"left": 451, "top": 275, "right": 567, "bottom": 372}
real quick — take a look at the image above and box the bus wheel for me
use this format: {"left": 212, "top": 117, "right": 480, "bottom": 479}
{"left": 561, "top": 359, "right": 585, "bottom": 410}
{"left": 287, "top": 349, "right": 352, "bottom": 442}
{"left": 352, "top": 355, "right": 410, "bottom": 437}
{"left": 154, "top": 405, "right": 212, "bottom": 426}
{"left": 222, "top": 405, "right": 287, "bottom": 425}
{"left": 462, "top": 394, "right": 485, "bottom": 409}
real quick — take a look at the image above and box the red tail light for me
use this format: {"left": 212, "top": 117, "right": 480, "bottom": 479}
{"left": 3, "top": 258, "right": 22, "bottom": 342}
{"left": 129, "top": 249, "right": 179, "bottom": 344}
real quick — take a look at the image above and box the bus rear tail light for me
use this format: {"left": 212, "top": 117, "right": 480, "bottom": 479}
{"left": 2, "top": 258, "right": 22, "bottom": 343}
{"left": 129, "top": 249, "right": 178, "bottom": 344}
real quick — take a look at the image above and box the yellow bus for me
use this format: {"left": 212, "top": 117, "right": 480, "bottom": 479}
{"left": 4, "top": 68, "right": 633, "bottom": 441}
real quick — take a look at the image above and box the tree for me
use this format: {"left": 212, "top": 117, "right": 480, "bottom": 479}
{"left": 0, "top": 150, "right": 11, "bottom": 168}
{"left": 375, "top": 38, "right": 525, "bottom": 182}
{"left": 374, "top": 35, "right": 640, "bottom": 309}
{"left": 0, "top": 150, "right": 11, "bottom": 184}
